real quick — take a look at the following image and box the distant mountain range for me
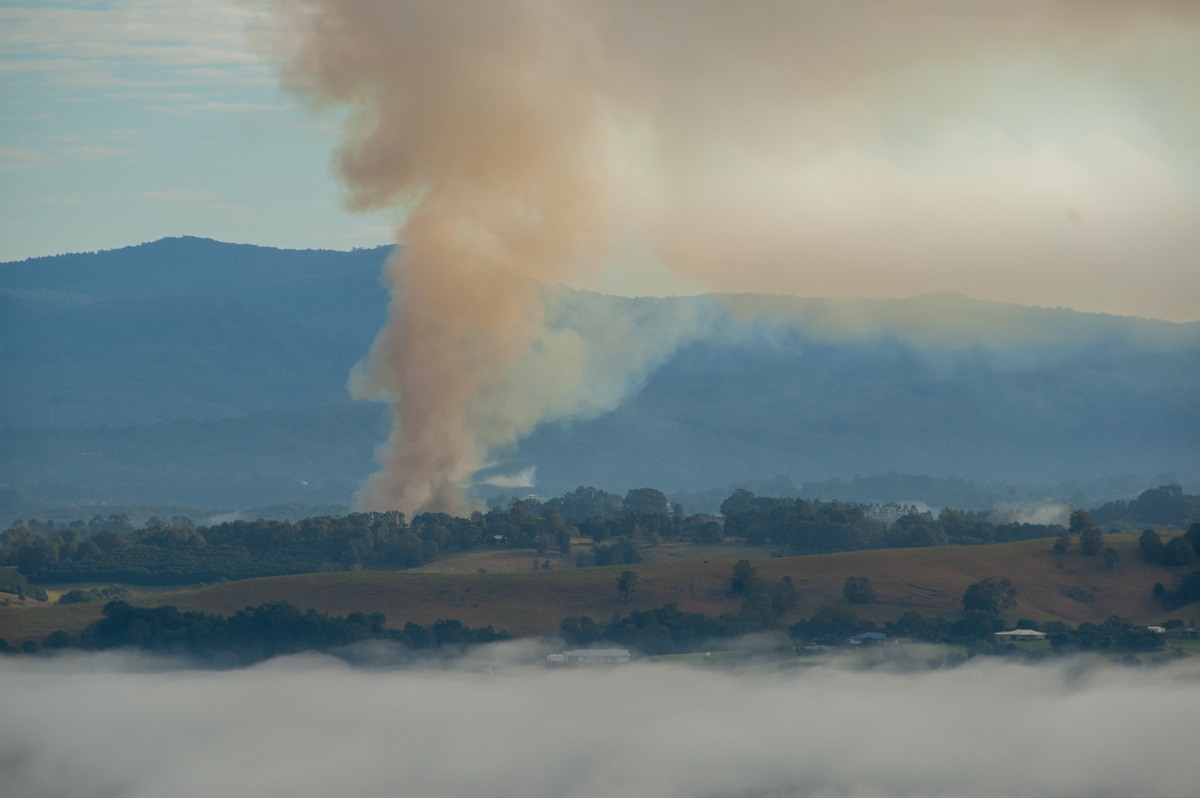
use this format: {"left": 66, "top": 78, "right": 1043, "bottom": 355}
{"left": 2, "top": 237, "right": 1197, "bottom": 519}
{"left": 0, "top": 237, "right": 391, "bottom": 428}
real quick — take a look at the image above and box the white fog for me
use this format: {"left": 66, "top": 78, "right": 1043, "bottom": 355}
{"left": 3, "top": 648, "right": 1198, "bottom": 798}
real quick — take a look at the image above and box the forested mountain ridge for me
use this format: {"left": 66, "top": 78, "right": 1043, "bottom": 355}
{"left": 1, "top": 237, "right": 391, "bottom": 428}
{"left": 2, "top": 238, "right": 1197, "bottom": 515}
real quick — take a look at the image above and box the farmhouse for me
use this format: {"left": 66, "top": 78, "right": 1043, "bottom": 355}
{"left": 994, "top": 629, "right": 1047, "bottom": 641}
{"left": 846, "top": 632, "right": 888, "bottom": 645}
{"left": 546, "top": 648, "right": 632, "bottom": 665}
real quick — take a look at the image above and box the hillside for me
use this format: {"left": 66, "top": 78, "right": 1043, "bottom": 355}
{"left": 0, "top": 237, "right": 391, "bottom": 429}
{"left": 3, "top": 238, "right": 1198, "bottom": 514}
{"left": 1, "top": 534, "right": 1188, "bottom": 644}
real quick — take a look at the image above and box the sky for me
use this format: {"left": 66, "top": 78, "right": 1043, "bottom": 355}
{"left": 0, "top": 0, "right": 394, "bottom": 259}
{"left": 4, "top": 650, "right": 1200, "bottom": 798}
{"left": 1, "top": 0, "right": 1198, "bottom": 324}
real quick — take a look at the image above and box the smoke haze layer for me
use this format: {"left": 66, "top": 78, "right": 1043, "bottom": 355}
{"left": 3, "top": 652, "right": 1199, "bottom": 798}
{"left": 262, "top": 1, "right": 1200, "bottom": 513}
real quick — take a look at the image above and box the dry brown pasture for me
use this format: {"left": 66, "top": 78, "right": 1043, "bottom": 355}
{"left": 1, "top": 532, "right": 1192, "bottom": 644}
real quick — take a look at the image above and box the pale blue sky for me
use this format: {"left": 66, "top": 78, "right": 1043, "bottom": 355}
{"left": 2, "top": 1, "right": 1198, "bottom": 322}
{"left": 0, "top": 0, "right": 392, "bottom": 261}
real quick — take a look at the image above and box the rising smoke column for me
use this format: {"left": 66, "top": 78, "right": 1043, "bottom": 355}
{"left": 269, "top": 2, "right": 629, "bottom": 513}
{"left": 266, "top": 1, "right": 1200, "bottom": 514}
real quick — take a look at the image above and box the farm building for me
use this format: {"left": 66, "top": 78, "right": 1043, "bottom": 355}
{"left": 546, "top": 648, "right": 632, "bottom": 665}
{"left": 994, "top": 629, "right": 1047, "bottom": 641}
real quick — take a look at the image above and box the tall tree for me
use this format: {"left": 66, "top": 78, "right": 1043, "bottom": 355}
{"left": 617, "top": 570, "right": 638, "bottom": 602}
{"left": 730, "top": 559, "right": 757, "bottom": 597}
{"left": 1068, "top": 510, "right": 1096, "bottom": 536}
{"left": 622, "top": 488, "right": 668, "bottom": 516}
{"left": 1139, "top": 529, "right": 1166, "bottom": 564}
{"left": 1079, "top": 526, "right": 1104, "bottom": 556}
{"left": 962, "top": 577, "right": 1017, "bottom": 615}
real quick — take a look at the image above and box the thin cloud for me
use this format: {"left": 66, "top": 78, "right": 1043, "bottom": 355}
{"left": 102, "top": 91, "right": 199, "bottom": 102}
{"left": 192, "top": 101, "right": 285, "bottom": 113}
{"left": 0, "top": 0, "right": 272, "bottom": 99}
{"left": 0, "top": 57, "right": 104, "bottom": 74}
{"left": 30, "top": 193, "right": 89, "bottom": 205}
{"left": 48, "top": 71, "right": 177, "bottom": 90}
{"left": 0, "top": 147, "right": 55, "bottom": 170}
{"left": 59, "top": 144, "right": 137, "bottom": 162}
{"left": 136, "top": 189, "right": 220, "bottom": 202}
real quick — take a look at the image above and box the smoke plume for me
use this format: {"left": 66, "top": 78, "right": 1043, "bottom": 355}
{"left": 262, "top": 1, "right": 1200, "bottom": 514}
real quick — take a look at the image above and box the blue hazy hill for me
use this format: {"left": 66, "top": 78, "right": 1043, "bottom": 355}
{"left": 1, "top": 237, "right": 391, "bottom": 428}
{"left": 2, "top": 238, "right": 1197, "bottom": 513}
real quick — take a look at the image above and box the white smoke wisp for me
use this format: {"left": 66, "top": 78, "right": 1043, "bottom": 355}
{"left": 260, "top": 1, "right": 1200, "bottom": 515}
{"left": 990, "top": 500, "right": 1073, "bottom": 527}
{"left": 480, "top": 466, "right": 537, "bottom": 490}
{"left": 3, "top": 653, "right": 1199, "bottom": 798}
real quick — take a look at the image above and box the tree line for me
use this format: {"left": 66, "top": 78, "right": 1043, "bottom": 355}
{"left": 0, "top": 599, "right": 506, "bottom": 665}
{"left": 1135, "top": 523, "right": 1200, "bottom": 610}
{"left": 2, "top": 485, "right": 1197, "bottom": 591}
{"left": 2, "top": 561, "right": 1178, "bottom": 664}
{"left": 1091, "top": 483, "right": 1200, "bottom": 530}
{"left": 559, "top": 562, "right": 1168, "bottom": 657}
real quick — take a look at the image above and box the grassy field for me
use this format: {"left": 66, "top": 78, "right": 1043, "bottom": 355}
{"left": 2, "top": 532, "right": 1196, "bottom": 644}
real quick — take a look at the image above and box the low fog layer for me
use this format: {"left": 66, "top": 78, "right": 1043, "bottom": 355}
{"left": 3, "top": 650, "right": 1198, "bottom": 798}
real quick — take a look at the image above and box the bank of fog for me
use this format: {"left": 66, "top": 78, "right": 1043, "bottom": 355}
{"left": 2, "top": 649, "right": 1197, "bottom": 798}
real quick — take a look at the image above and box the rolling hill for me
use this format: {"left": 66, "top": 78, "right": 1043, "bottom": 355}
{"left": 2, "top": 237, "right": 1198, "bottom": 517}
{"left": 0, "top": 533, "right": 1187, "bottom": 644}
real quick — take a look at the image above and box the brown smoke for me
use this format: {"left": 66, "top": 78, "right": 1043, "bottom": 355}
{"left": 263, "top": 1, "right": 1200, "bottom": 514}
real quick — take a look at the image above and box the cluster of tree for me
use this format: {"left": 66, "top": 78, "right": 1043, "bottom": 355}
{"left": 1, "top": 600, "right": 507, "bottom": 665}
{"left": 0, "top": 566, "right": 48, "bottom": 602}
{"left": 1, "top": 514, "right": 137, "bottom": 538}
{"left": 786, "top": 607, "right": 1164, "bottom": 654}
{"left": 792, "top": 577, "right": 1015, "bottom": 647}
{"left": 584, "top": 536, "right": 642, "bottom": 568}
{"left": 0, "top": 488, "right": 702, "bottom": 586}
{"left": 961, "top": 577, "right": 1017, "bottom": 614}
{"left": 719, "top": 490, "right": 1068, "bottom": 554}
{"left": 789, "top": 606, "right": 1010, "bottom": 646}
{"left": 1138, "top": 523, "right": 1200, "bottom": 610}
{"left": 0, "top": 505, "right": 576, "bottom": 585}
{"left": 57, "top": 586, "right": 130, "bottom": 605}
{"left": 1139, "top": 524, "right": 1200, "bottom": 568}
{"left": 561, "top": 560, "right": 797, "bottom": 655}
{"left": 1091, "top": 484, "right": 1200, "bottom": 530}
{"left": 1153, "top": 572, "right": 1200, "bottom": 611}
{"left": 721, "top": 494, "right": 888, "bottom": 551}
{"left": 4, "top": 486, "right": 1196, "bottom": 590}
{"left": 1038, "top": 617, "right": 1167, "bottom": 653}
{"left": 1052, "top": 511, "right": 1124, "bottom": 570}
{"left": 561, "top": 605, "right": 735, "bottom": 655}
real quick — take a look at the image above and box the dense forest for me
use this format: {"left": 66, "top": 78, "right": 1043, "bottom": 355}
{"left": 1, "top": 599, "right": 506, "bottom": 665}
{"left": 1, "top": 484, "right": 1197, "bottom": 590}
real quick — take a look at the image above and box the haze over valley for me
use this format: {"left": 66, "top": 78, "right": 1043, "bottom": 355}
{"left": 3, "top": 3, "right": 1200, "bottom": 796}
{"left": 2, "top": 238, "right": 1197, "bottom": 521}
